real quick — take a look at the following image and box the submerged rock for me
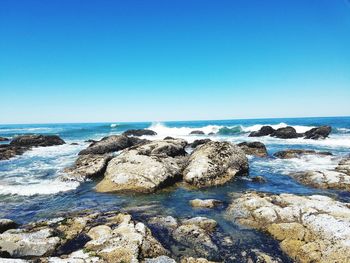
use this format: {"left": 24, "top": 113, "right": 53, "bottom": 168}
{"left": 122, "top": 129, "right": 157, "bottom": 137}
{"left": 78, "top": 135, "right": 145, "bottom": 155}
{"left": 0, "top": 136, "right": 9, "bottom": 141}
{"left": 189, "top": 199, "right": 222, "bottom": 209}
{"left": 10, "top": 135, "right": 65, "bottom": 147}
{"left": 248, "top": 126, "right": 275, "bottom": 137}
{"left": 180, "top": 257, "right": 218, "bottom": 263}
{"left": 0, "top": 219, "right": 17, "bottom": 233}
{"left": 226, "top": 192, "right": 350, "bottom": 263}
{"left": 271, "top": 127, "right": 302, "bottom": 139}
{"left": 304, "top": 125, "right": 331, "bottom": 140}
{"left": 63, "top": 154, "right": 113, "bottom": 181}
{"left": 237, "top": 141, "right": 268, "bottom": 157}
{"left": 273, "top": 149, "right": 332, "bottom": 159}
{"left": 181, "top": 217, "right": 217, "bottom": 232}
{"left": 183, "top": 141, "right": 248, "bottom": 188}
{"left": 96, "top": 140, "right": 188, "bottom": 193}
{"left": 189, "top": 130, "right": 205, "bottom": 135}
{"left": 251, "top": 176, "right": 267, "bottom": 183}
{"left": 190, "top": 139, "right": 211, "bottom": 149}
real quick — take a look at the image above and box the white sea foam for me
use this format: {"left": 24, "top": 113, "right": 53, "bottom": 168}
{"left": 240, "top": 123, "right": 314, "bottom": 133}
{"left": 149, "top": 122, "right": 222, "bottom": 136}
{"left": 110, "top": 123, "right": 117, "bottom": 128}
{"left": 0, "top": 144, "right": 85, "bottom": 196}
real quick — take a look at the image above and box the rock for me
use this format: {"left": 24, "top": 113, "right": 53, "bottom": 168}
{"left": 148, "top": 216, "right": 179, "bottom": 231}
{"left": 189, "top": 130, "right": 205, "bottom": 135}
{"left": 78, "top": 135, "right": 145, "bottom": 155}
{"left": 251, "top": 176, "right": 267, "bottom": 183}
{"left": 336, "top": 157, "right": 350, "bottom": 175}
{"left": 208, "top": 132, "right": 215, "bottom": 136}
{"left": 173, "top": 224, "right": 218, "bottom": 258}
{"left": 291, "top": 170, "right": 350, "bottom": 191}
{"left": 10, "top": 135, "right": 65, "bottom": 147}
{"left": 63, "top": 154, "right": 113, "bottom": 182}
{"left": 237, "top": 141, "right": 268, "bottom": 157}
{"left": 144, "top": 256, "right": 177, "bottom": 263}
{"left": 45, "top": 249, "right": 101, "bottom": 263}
{"left": 0, "top": 145, "right": 27, "bottom": 160}
{"left": 271, "top": 127, "right": 303, "bottom": 139}
{"left": 122, "top": 129, "right": 157, "bottom": 137}
{"left": 85, "top": 139, "right": 96, "bottom": 143}
{"left": 181, "top": 217, "right": 217, "bottom": 232}
{"left": 164, "top": 136, "right": 174, "bottom": 140}
{"left": 273, "top": 149, "right": 332, "bottom": 159}
{"left": 189, "top": 199, "right": 222, "bottom": 209}
{"left": 190, "top": 139, "right": 211, "bottom": 148}
{"left": 248, "top": 126, "right": 275, "bottom": 137}
{"left": 183, "top": 141, "right": 248, "bottom": 188}
{"left": 70, "top": 142, "right": 79, "bottom": 145}
{"left": 304, "top": 126, "right": 331, "bottom": 140}
{"left": 181, "top": 257, "right": 217, "bottom": 263}
{"left": 226, "top": 192, "right": 350, "bottom": 263}
{"left": 96, "top": 140, "right": 187, "bottom": 193}
{"left": 0, "top": 136, "right": 9, "bottom": 141}
{"left": 0, "top": 228, "right": 60, "bottom": 257}
{"left": 0, "top": 219, "right": 17, "bottom": 233}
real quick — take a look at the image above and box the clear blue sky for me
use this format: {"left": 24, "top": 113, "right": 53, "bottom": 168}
{"left": 0, "top": 0, "right": 349, "bottom": 124}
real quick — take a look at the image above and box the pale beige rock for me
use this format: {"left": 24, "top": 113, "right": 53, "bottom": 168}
{"left": 189, "top": 199, "right": 222, "bottom": 208}
{"left": 183, "top": 141, "right": 248, "bottom": 188}
{"left": 226, "top": 192, "right": 350, "bottom": 263}
{"left": 181, "top": 217, "right": 217, "bottom": 232}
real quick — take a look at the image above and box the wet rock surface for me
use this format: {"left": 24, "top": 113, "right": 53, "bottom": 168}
{"left": 0, "top": 137, "right": 9, "bottom": 141}
{"left": 189, "top": 130, "right": 205, "bottom": 135}
{"left": 190, "top": 139, "right": 211, "bottom": 149}
{"left": 96, "top": 139, "right": 188, "bottom": 193}
{"left": 273, "top": 149, "right": 332, "bottom": 159}
{"left": 290, "top": 157, "right": 350, "bottom": 191}
{"left": 237, "top": 141, "right": 268, "bottom": 157}
{"left": 123, "top": 129, "right": 157, "bottom": 137}
{"left": 271, "top": 127, "right": 302, "bottom": 139}
{"left": 189, "top": 199, "right": 222, "bottom": 209}
{"left": 183, "top": 141, "right": 248, "bottom": 188}
{"left": 0, "top": 219, "right": 17, "bottom": 234}
{"left": 0, "top": 145, "right": 27, "bottom": 160}
{"left": 304, "top": 125, "right": 331, "bottom": 139}
{"left": 248, "top": 126, "right": 275, "bottom": 137}
{"left": 226, "top": 192, "right": 350, "bottom": 263}
{"left": 63, "top": 154, "right": 113, "bottom": 182}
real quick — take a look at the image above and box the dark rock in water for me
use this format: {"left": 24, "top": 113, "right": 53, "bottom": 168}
{"left": 70, "top": 142, "right": 79, "bottom": 145}
{"left": 0, "top": 219, "right": 17, "bottom": 233}
{"left": 10, "top": 135, "right": 65, "bottom": 147}
{"left": 208, "top": 132, "right": 216, "bottom": 136}
{"left": 274, "top": 149, "right": 332, "bottom": 159}
{"left": 183, "top": 141, "right": 249, "bottom": 188}
{"left": 251, "top": 176, "right": 267, "bottom": 183}
{"left": 189, "top": 130, "right": 205, "bottom": 135}
{"left": 78, "top": 135, "right": 146, "bottom": 155}
{"left": 122, "top": 129, "right": 157, "bottom": 136}
{"left": 85, "top": 139, "right": 96, "bottom": 143}
{"left": 164, "top": 136, "right": 174, "bottom": 140}
{"left": 304, "top": 126, "right": 331, "bottom": 140}
{"left": 271, "top": 126, "right": 303, "bottom": 139}
{"left": 190, "top": 139, "right": 211, "bottom": 148}
{"left": 237, "top": 141, "right": 267, "bottom": 157}
{"left": 63, "top": 154, "right": 113, "bottom": 181}
{"left": 0, "top": 145, "right": 27, "bottom": 160}
{"left": 0, "top": 137, "right": 9, "bottom": 142}
{"left": 248, "top": 126, "right": 275, "bottom": 137}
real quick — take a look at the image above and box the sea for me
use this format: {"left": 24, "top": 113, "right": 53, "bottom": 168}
{"left": 1, "top": 116, "right": 350, "bottom": 260}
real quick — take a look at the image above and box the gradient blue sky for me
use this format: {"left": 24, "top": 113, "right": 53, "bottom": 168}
{"left": 0, "top": 0, "right": 349, "bottom": 124}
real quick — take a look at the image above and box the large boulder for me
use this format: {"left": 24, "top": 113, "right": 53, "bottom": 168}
{"left": 96, "top": 140, "right": 188, "bottom": 193}
{"left": 271, "top": 127, "right": 302, "bottom": 139}
{"left": 123, "top": 129, "right": 157, "bottom": 137}
{"left": 189, "top": 199, "right": 222, "bottom": 209}
{"left": 304, "top": 126, "right": 331, "bottom": 140}
{"left": 78, "top": 135, "right": 146, "bottom": 155}
{"left": 190, "top": 139, "right": 211, "bottom": 149}
{"left": 248, "top": 126, "right": 275, "bottom": 137}
{"left": 237, "top": 141, "right": 267, "bottom": 157}
{"left": 183, "top": 141, "right": 248, "bottom": 188}
{"left": 226, "top": 192, "right": 350, "bottom": 263}
{"left": 63, "top": 154, "right": 113, "bottom": 181}
{"left": 189, "top": 130, "right": 205, "bottom": 135}
{"left": 10, "top": 135, "right": 65, "bottom": 147}
{"left": 273, "top": 149, "right": 332, "bottom": 159}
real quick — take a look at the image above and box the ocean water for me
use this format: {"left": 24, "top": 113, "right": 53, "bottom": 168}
{"left": 1, "top": 116, "right": 350, "bottom": 260}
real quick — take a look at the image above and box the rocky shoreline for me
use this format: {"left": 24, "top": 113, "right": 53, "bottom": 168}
{"left": 1, "top": 125, "right": 350, "bottom": 262}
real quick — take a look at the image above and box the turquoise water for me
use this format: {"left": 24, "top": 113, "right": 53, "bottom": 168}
{"left": 1, "top": 116, "right": 350, "bottom": 261}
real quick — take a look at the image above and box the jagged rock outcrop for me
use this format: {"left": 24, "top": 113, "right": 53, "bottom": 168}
{"left": 273, "top": 149, "right": 332, "bottom": 159}
{"left": 123, "top": 129, "right": 157, "bottom": 137}
{"left": 271, "top": 127, "right": 303, "bottom": 139}
{"left": 304, "top": 126, "right": 331, "bottom": 139}
{"left": 63, "top": 154, "right": 113, "bottom": 182}
{"left": 248, "top": 126, "right": 275, "bottom": 137}
{"left": 78, "top": 135, "right": 146, "bottom": 155}
{"left": 237, "top": 141, "right": 268, "bottom": 157}
{"left": 226, "top": 192, "right": 350, "bottom": 263}
{"left": 10, "top": 135, "right": 65, "bottom": 147}
{"left": 183, "top": 141, "right": 248, "bottom": 188}
{"left": 0, "top": 145, "right": 27, "bottom": 160}
{"left": 96, "top": 139, "right": 188, "bottom": 193}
